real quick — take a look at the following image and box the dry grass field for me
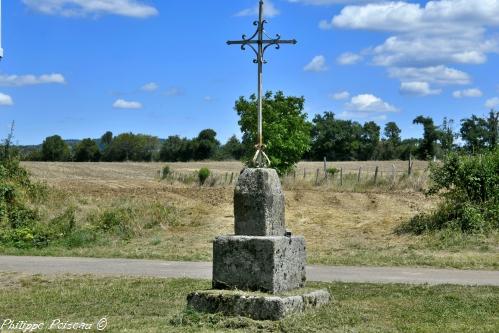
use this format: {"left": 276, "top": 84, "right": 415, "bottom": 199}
{"left": 8, "top": 161, "right": 497, "bottom": 269}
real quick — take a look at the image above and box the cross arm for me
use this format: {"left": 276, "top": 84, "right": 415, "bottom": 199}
{"left": 227, "top": 39, "right": 297, "bottom": 45}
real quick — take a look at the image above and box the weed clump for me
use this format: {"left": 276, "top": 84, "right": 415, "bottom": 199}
{"left": 326, "top": 167, "right": 339, "bottom": 176}
{"left": 161, "top": 165, "right": 171, "bottom": 180}
{"left": 198, "top": 168, "right": 210, "bottom": 185}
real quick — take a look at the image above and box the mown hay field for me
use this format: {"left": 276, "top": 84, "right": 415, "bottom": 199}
{"left": 10, "top": 161, "right": 498, "bottom": 269}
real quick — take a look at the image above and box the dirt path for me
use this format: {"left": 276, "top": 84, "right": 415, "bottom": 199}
{"left": 1, "top": 256, "right": 497, "bottom": 286}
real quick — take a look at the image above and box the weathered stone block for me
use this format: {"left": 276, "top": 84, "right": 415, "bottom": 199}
{"left": 187, "top": 289, "right": 331, "bottom": 320}
{"left": 213, "top": 236, "right": 306, "bottom": 293}
{"left": 234, "top": 168, "right": 285, "bottom": 236}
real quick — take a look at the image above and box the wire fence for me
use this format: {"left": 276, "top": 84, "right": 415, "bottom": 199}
{"left": 158, "top": 161, "right": 430, "bottom": 192}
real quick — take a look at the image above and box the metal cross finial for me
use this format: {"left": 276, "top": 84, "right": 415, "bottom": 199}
{"left": 227, "top": 0, "right": 297, "bottom": 167}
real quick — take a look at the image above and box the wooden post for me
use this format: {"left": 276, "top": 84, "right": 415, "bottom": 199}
{"left": 224, "top": 172, "right": 228, "bottom": 184}
{"left": 358, "top": 167, "right": 362, "bottom": 183}
{"left": 303, "top": 168, "right": 306, "bottom": 179}
{"left": 323, "top": 157, "right": 327, "bottom": 175}
{"left": 392, "top": 164, "right": 396, "bottom": 183}
{"left": 408, "top": 154, "right": 413, "bottom": 176}
{"left": 315, "top": 168, "right": 320, "bottom": 186}
{"left": 340, "top": 168, "right": 343, "bottom": 186}
{"left": 374, "top": 166, "right": 379, "bottom": 184}
{"left": 229, "top": 172, "right": 234, "bottom": 184}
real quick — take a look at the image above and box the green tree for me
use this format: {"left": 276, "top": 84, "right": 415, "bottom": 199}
{"left": 413, "top": 116, "right": 439, "bottom": 160}
{"left": 460, "top": 115, "right": 489, "bottom": 153}
{"left": 236, "top": 91, "right": 311, "bottom": 175}
{"left": 398, "top": 138, "right": 420, "bottom": 160}
{"left": 310, "top": 112, "right": 362, "bottom": 161}
{"left": 439, "top": 117, "right": 456, "bottom": 154}
{"left": 74, "top": 139, "right": 101, "bottom": 162}
{"left": 359, "top": 121, "right": 381, "bottom": 160}
{"left": 486, "top": 110, "right": 498, "bottom": 150}
{"left": 193, "top": 129, "right": 220, "bottom": 160}
{"left": 384, "top": 122, "right": 401, "bottom": 145}
{"left": 101, "top": 131, "right": 113, "bottom": 147}
{"left": 41, "top": 135, "right": 70, "bottom": 161}
{"left": 159, "top": 136, "right": 194, "bottom": 162}
{"left": 102, "top": 133, "right": 159, "bottom": 162}
{"left": 216, "top": 135, "right": 245, "bottom": 160}
{"left": 379, "top": 122, "right": 402, "bottom": 160}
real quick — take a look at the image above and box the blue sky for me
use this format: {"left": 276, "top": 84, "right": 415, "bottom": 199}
{"left": 1, "top": 0, "right": 499, "bottom": 145}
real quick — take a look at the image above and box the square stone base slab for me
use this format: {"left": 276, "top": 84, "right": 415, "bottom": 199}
{"left": 213, "top": 236, "right": 306, "bottom": 293}
{"left": 187, "top": 289, "right": 331, "bottom": 321}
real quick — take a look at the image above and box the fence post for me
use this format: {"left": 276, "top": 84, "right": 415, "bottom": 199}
{"left": 374, "top": 166, "right": 379, "bottom": 184}
{"left": 323, "top": 157, "right": 327, "bottom": 176}
{"left": 303, "top": 168, "right": 306, "bottom": 180}
{"left": 229, "top": 172, "right": 234, "bottom": 185}
{"left": 392, "top": 164, "right": 396, "bottom": 183}
{"left": 408, "top": 154, "right": 413, "bottom": 176}
{"left": 358, "top": 167, "right": 362, "bottom": 183}
{"left": 315, "top": 168, "right": 320, "bottom": 186}
{"left": 340, "top": 168, "right": 343, "bottom": 186}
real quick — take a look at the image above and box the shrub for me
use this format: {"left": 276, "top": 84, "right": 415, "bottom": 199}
{"left": 0, "top": 138, "right": 82, "bottom": 249}
{"left": 399, "top": 149, "right": 499, "bottom": 234}
{"left": 326, "top": 167, "right": 339, "bottom": 176}
{"left": 162, "top": 165, "right": 171, "bottom": 180}
{"left": 198, "top": 168, "right": 210, "bottom": 185}
{"left": 95, "top": 207, "right": 136, "bottom": 239}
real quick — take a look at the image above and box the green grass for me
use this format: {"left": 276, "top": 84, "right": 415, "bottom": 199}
{"left": 0, "top": 274, "right": 497, "bottom": 332}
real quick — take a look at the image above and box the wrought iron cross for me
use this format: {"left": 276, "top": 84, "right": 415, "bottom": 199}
{"left": 227, "top": 0, "right": 297, "bottom": 167}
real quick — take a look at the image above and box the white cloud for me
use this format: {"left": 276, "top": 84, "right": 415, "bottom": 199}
{"left": 388, "top": 66, "right": 470, "bottom": 85}
{"left": 371, "top": 35, "right": 494, "bottom": 67}
{"left": 453, "top": 88, "right": 483, "bottom": 98}
{"left": 290, "top": 0, "right": 384, "bottom": 5}
{"left": 23, "top": 0, "right": 158, "bottom": 18}
{"left": 323, "top": 0, "right": 499, "bottom": 86}
{"left": 330, "top": 1, "right": 499, "bottom": 32}
{"left": 204, "top": 96, "right": 214, "bottom": 102}
{"left": 113, "top": 99, "right": 142, "bottom": 109}
{"left": 400, "top": 82, "right": 441, "bottom": 96}
{"left": 141, "top": 82, "right": 158, "bottom": 92}
{"left": 328, "top": 1, "right": 499, "bottom": 53}
{"left": 0, "top": 93, "right": 13, "bottom": 106}
{"left": 345, "top": 94, "right": 398, "bottom": 117}
{"left": 0, "top": 73, "right": 66, "bottom": 87}
{"left": 330, "top": 91, "right": 350, "bottom": 100}
{"left": 165, "top": 87, "right": 183, "bottom": 97}
{"left": 337, "top": 52, "right": 362, "bottom": 65}
{"left": 236, "top": 0, "right": 279, "bottom": 18}
{"left": 304, "top": 55, "right": 328, "bottom": 72}
{"left": 485, "top": 97, "right": 499, "bottom": 109}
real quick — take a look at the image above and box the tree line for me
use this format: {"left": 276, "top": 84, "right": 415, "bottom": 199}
{"left": 15, "top": 92, "right": 498, "bottom": 168}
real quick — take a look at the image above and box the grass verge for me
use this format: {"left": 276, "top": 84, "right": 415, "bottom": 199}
{"left": 0, "top": 274, "right": 497, "bottom": 332}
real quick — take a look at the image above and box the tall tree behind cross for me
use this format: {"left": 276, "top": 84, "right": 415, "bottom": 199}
{"left": 227, "top": 0, "right": 297, "bottom": 167}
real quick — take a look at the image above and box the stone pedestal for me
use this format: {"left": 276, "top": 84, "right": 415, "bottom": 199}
{"left": 213, "top": 236, "right": 306, "bottom": 293}
{"left": 187, "top": 289, "right": 331, "bottom": 321}
{"left": 234, "top": 168, "right": 285, "bottom": 236}
{"left": 187, "top": 168, "right": 330, "bottom": 319}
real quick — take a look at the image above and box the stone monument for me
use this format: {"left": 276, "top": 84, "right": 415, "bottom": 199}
{"left": 187, "top": 2, "right": 330, "bottom": 319}
{"left": 187, "top": 168, "right": 331, "bottom": 320}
